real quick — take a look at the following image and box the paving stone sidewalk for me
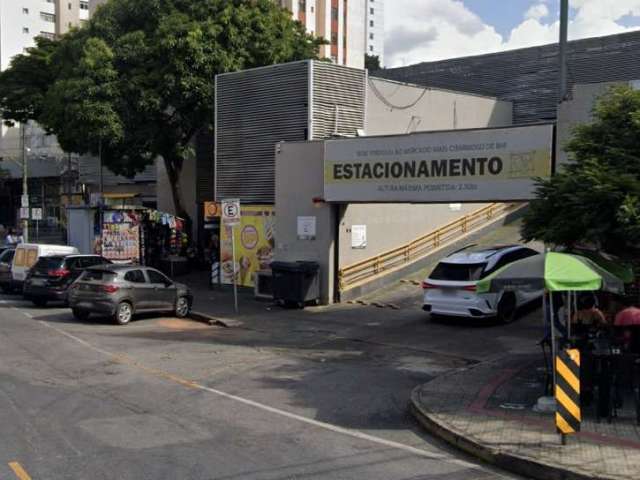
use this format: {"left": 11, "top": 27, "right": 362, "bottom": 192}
{"left": 411, "top": 354, "right": 640, "bottom": 480}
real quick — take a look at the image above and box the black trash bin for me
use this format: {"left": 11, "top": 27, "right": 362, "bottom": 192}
{"left": 271, "top": 261, "right": 320, "bottom": 308}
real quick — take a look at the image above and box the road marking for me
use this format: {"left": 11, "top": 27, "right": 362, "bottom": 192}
{"left": 30, "top": 315, "right": 501, "bottom": 473}
{"left": 9, "top": 462, "right": 32, "bottom": 480}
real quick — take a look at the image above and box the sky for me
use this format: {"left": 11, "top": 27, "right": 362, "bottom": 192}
{"left": 384, "top": 0, "right": 640, "bottom": 67}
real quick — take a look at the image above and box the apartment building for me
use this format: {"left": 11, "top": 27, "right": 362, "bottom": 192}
{"left": 278, "top": 0, "right": 365, "bottom": 69}
{"left": 365, "top": 0, "right": 384, "bottom": 65}
{"left": 0, "top": 0, "right": 89, "bottom": 71}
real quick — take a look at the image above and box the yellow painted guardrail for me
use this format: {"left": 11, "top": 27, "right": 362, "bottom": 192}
{"left": 338, "top": 202, "right": 524, "bottom": 293}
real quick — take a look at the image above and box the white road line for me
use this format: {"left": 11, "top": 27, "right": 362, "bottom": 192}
{"left": 31, "top": 315, "right": 494, "bottom": 473}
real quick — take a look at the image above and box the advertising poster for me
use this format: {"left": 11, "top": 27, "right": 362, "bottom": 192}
{"left": 220, "top": 205, "right": 275, "bottom": 287}
{"left": 102, "top": 210, "right": 141, "bottom": 262}
{"left": 324, "top": 124, "right": 554, "bottom": 203}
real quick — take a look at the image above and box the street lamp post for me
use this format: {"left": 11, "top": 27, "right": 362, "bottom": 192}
{"left": 21, "top": 123, "right": 29, "bottom": 242}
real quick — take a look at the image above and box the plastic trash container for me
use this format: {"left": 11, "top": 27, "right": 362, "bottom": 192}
{"left": 271, "top": 261, "right": 320, "bottom": 308}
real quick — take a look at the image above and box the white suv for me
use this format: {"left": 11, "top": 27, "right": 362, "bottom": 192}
{"left": 422, "top": 245, "right": 541, "bottom": 322}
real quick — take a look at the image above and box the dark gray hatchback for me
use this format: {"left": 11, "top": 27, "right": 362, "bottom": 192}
{"left": 68, "top": 265, "right": 193, "bottom": 325}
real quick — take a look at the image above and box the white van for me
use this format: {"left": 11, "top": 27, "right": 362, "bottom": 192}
{"left": 11, "top": 244, "right": 79, "bottom": 286}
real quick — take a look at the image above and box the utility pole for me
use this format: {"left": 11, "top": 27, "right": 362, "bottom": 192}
{"left": 559, "top": 0, "right": 569, "bottom": 103}
{"left": 21, "top": 123, "right": 29, "bottom": 242}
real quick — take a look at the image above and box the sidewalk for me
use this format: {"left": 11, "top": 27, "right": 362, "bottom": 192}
{"left": 410, "top": 353, "right": 640, "bottom": 480}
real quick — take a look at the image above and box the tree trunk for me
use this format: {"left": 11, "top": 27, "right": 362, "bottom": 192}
{"left": 164, "top": 157, "right": 192, "bottom": 230}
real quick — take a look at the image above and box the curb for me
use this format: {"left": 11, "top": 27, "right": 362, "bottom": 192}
{"left": 409, "top": 387, "right": 622, "bottom": 480}
{"left": 188, "top": 311, "right": 229, "bottom": 328}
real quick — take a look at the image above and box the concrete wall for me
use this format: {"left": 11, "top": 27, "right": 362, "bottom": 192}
{"left": 274, "top": 141, "right": 336, "bottom": 303}
{"left": 338, "top": 203, "right": 485, "bottom": 267}
{"left": 366, "top": 78, "right": 513, "bottom": 136}
{"left": 556, "top": 81, "right": 624, "bottom": 169}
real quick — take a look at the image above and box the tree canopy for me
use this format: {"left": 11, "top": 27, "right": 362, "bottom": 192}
{"left": 0, "top": 0, "right": 323, "bottom": 221}
{"left": 522, "top": 85, "right": 640, "bottom": 256}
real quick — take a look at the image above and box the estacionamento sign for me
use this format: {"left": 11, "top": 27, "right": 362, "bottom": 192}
{"left": 324, "top": 124, "right": 554, "bottom": 203}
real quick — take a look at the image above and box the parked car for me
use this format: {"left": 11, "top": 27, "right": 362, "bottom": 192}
{"left": 11, "top": 244, "right": 79, "bottom": 291}
{"left": 422, "top": 245, "right": 541, "bottom": 322}
{"left": 68, "top": 265, "right": 192, "bottom": 325}
{"left": 0, "top": 248, "right": 16, "bottom": 293}
{"left": 23, "top": 254, "right": 112, "bottom": 307}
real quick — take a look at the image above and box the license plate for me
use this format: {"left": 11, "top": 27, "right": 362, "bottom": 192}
{"left": 31, "top": 278, "right": 46, "bottom": 286}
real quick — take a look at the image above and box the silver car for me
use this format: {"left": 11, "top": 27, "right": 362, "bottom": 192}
{"left": 422, "top": 245, "right": 541, "bottom": 322}
{"left": 68, "top": 265, "right": 193, "bottom": 325}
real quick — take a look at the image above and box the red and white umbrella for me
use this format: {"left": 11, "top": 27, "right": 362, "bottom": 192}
{"left": 615, "top": 307, "right": 640, "bottom": 327}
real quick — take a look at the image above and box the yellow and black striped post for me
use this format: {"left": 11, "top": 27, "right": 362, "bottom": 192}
{"left": 555, "top": 349, "right": 581, "bottom": 442}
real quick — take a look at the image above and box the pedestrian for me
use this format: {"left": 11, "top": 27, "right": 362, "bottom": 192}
{"left": 4, "top": 228, "right": 17, "bottom": 246}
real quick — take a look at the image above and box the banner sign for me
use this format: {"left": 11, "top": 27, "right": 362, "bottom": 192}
{"left": 220, "top": 205, "right": 275, "bottom": 287}
{"left": 324, "top": 124, "right": 554, "bottom": 203}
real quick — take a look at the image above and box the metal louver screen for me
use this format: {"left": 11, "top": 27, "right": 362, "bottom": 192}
{"left": 195, "top": 129, "right": 215, "bottom": 203}
{"left": 377, "top": 30, "right": 640, "bottom": 124}
{"left": 215, "top": 62, "right": 310, "bottom": 203}
{"left": 312, "top": 62, "right": 366, "bottom": 139}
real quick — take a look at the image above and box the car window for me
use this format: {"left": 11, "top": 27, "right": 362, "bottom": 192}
{"left": 147, "top": 269, "right": 170, "bottom": 285}
{"left": 430, "top": 262, "right": 486, "bottom": 281}
{"left": 79, "top": 257, "right": 101, "bottom": 268}
{"left": 65, "top": 257, "right": 81, "bottom": 270}
{"left": 124, "top": 270, "right": 146, "bottom": 284}
{"left": 1, "top": 250, "right": 15, "bottom": 263}
{"left": 482, "top": 249, "right": 536, "bottom": 278}
{"left": 34, "top": 256, "right": 65, "bottom": 271}
{"left": 82, "top": 270, "right": 116, "bottom": 282}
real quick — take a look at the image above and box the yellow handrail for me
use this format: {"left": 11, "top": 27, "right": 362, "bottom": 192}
{"left": 338, "top": 203, "right": 523, "bottom": 292}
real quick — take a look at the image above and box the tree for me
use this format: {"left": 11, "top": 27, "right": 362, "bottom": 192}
{"left": 0, "top": 0, "right": 323, "bottom": 223}
{"left": 522, "top": 85, "right": 640, "bottom": 255}
{"left": 0, "top": 37, "right": 58, "bottom": 126}
{"left": 365, "top": 53, "right": 381, "bottom": 71}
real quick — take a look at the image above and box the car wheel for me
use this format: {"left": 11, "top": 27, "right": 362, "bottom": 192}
{"left": 115, "top": 302, "right": 133, "bottom": 325}
{"left": 175, "top": 296, "right": 190, "bottom": 318}
{"left": 32, "top": 298, "right": 47, "bottom": 308}
{"left": 72, "top": 308, "right": 90, "bottom": 321}
{"left": 497, "top": 293, "right": 517, "bottom": 324}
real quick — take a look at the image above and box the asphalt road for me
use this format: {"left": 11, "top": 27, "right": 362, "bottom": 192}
{"left": 0, "top": 290, "right": 537, "bottom": 480}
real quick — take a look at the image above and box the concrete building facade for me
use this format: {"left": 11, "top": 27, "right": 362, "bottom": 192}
{"left": 278, "top": 0, "right": 365, "bottom": 69}
{"left": 364, "top": 0, "right": 383, "bottom": 65}
{"left": 0, "top": 0, "right": 89, "bottom": 70}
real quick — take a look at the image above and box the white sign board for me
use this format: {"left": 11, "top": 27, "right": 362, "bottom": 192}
{"left": 324, "top": 124, "right": 554, "bottom": 203}
{"left": 19, "top": 207, "right": 29, "bottom": 219}
{"left": 221, "top": 198, "right": 241, "bottom": 226}
{"left": 31, "top": 208, "right": 43, "bottom": 221}
{"left": 351, "top": 225, "right": 367, "bottom": 249}
{"left": 297, "top": 216, "right": 316, "bottom": 240}
{"left": 21, "top": 195, "right": 29, "bottom": 208}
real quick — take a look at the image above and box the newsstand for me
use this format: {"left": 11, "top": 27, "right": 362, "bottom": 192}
{"left": 271, "top": 261, "right": 320, "bottom": 308}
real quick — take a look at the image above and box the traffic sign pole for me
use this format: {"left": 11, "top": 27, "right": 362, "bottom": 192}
{"left": 221, "top": 199, "right": 241, "bottom": 314}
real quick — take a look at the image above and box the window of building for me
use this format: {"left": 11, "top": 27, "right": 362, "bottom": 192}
{"left": 22, "top": 8, "right": 29, "bottom": 14}
{"left": 22, "top": 27, "right": 30, "bottom": 34}
{"left": 80, "top": 1, "right": 89, "bottom": 10}
{"left": 331, "top": 7, "right": 339, "bottom": 20}
{"left": 68, "top": 2, "right": 72, "bottom": 10}
{"left": 310, "top": 6, "right": 314, "bottom": 13}
{"left": 40, "top": 12, "right": 55, "bottom": 22}
{"left": 369, "top": 45, "right": 374, "bottom": 52}
{"left": 39, "top": 31, "right": 56, "bottom": 40}
{"left": 331, "top": 33, "right": 338, "bottom": 45}
{"left": 369, "top": 33, "right": 374, "bottom": 39}
{"left": 370, "top": 20, "right": 374, "bottom": 27}
{"left": 370, "top": 7, "right": 374, "bottom": 14}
